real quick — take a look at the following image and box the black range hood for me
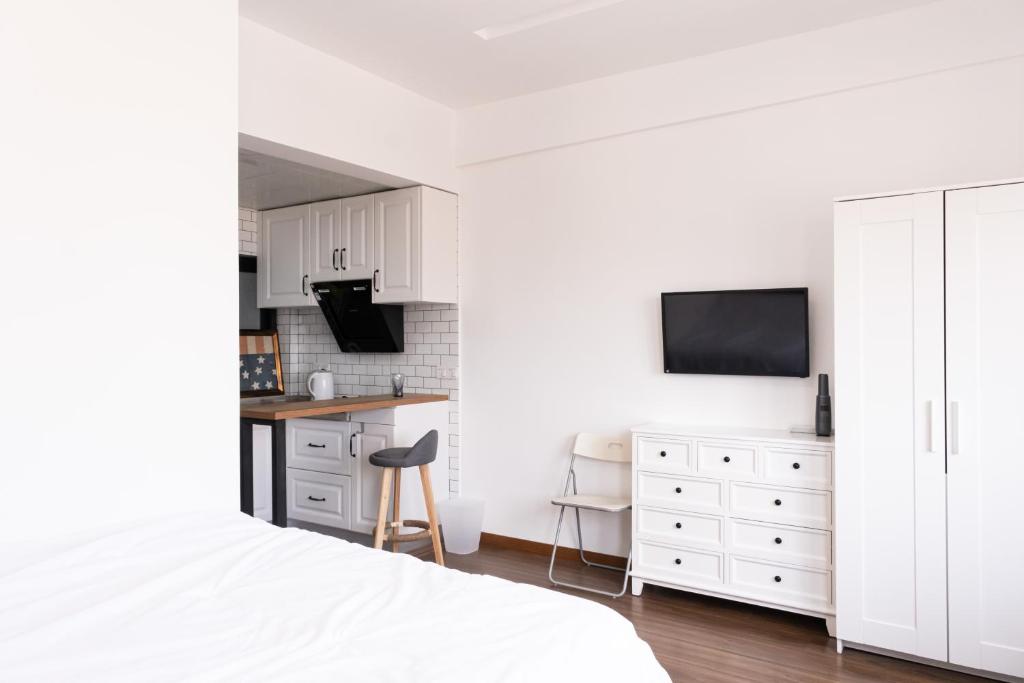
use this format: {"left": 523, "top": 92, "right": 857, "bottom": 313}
{"left": 311, "top": 280, "right": 404, "bottom": 353}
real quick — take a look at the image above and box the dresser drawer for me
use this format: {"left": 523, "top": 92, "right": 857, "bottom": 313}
{"left": 729, "top": 556, "right": 831, "bottom": 609}
{"left": 636, "top": 473, "right": 724, "bottom": 514}
{"left": 762, "top": 446, "right": 831, "bottom": 489}
{"left": 728, "top": 519, "right": 831, "bottom": 568}
{"left": 286, "top": 469, "right": 351, "bottom": 528}
{"left": 636, "top": 541, "right": 723, "bottom": 585}
{"left": 696, "top": 440, "right": 757, "bottom": 479}
{"left": 636, "top": 437, "right": 693, "bottom": 474}
{"left": 636, "top": 507, "right": 723, "bottom": 548}
{"left": 287, "top": 421, "right": 352, "bottom": 476}
{"left": 730, "top": 482, "right": 831, "bottom": 529}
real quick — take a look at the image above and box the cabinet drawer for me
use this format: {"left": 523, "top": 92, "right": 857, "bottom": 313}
{"left": 697, "top": 440, "right": 757, "bottom": 479}
{"left": 636, "top": 473, "right": 724, "bottom": 514}
{"left": 636, "top": 507, "right": 723, "bottom": 548}
{"left": 636, "top": 438, "right": 693, "bottom": 474}
{"left": 286, "top": 469, "right": 351, "bottom": 528}
{"left": 728, "top": 519, "right": 831, "bottom": 568}
{"left": 636, "top": 541, "right": 723, "bottom": 585}
{"left": 762, "top": 446, "right": 831, "bottom": 489}
{"left": 730, "top": 482, "right": 831, "bottom": 529}
{"left": 287, "top": 421, "right": 351, "bottom": 475}
{"left": 729, "top": 556, "right": 831, "bottom": 609}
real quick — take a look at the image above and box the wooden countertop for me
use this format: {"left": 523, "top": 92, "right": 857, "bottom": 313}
{"left": 240, "top": 393, "right": 447, "bottom": 421}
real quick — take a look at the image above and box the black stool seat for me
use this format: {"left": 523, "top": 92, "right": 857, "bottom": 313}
{"left": 368, "top": 430, "right": 437, "bottom": 468}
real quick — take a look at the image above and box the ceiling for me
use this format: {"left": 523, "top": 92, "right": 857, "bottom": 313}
{"left": 239, "top": 0, "right": 938, "bottom": 108}
{"left": 239, "top": 149, "right": 395, "bottom": 210}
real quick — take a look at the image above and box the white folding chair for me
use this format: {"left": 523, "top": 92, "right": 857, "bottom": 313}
{"left": 548, "top": 433, "right": 633, "bottom": 598}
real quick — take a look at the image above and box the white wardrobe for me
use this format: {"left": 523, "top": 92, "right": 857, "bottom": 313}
{"left": 834, "top": 179, "right": 1024, "bottom": 679}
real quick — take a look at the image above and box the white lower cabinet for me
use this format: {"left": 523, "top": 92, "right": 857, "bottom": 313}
{"left": 286, "top": 469, "right": 352, "bottom": 528}
{"left": 284, "top": 401, "right": 449, "bottom": 535}
{"left": 631, "top": 425, "right": 834, "bottom": 628}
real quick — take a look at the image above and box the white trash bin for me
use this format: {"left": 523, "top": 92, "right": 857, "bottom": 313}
{"left": 438, "top": 498, "right": 485, "bottom": 555}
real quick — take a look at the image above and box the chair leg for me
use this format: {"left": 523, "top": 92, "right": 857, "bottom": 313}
{"left": 372, "top": 468, "right": 393, "bottom": 550}
{"left": 574, "top": 507, "right": 628, "bottom": 571}
{"left": 550, "top": 506, "right": 632, "bottom": 598}
{"left": 391, "top": 468, "right": 402, "bottom": 553}
{"left": 418, "top": 464, "right": 444, "bottom": 567}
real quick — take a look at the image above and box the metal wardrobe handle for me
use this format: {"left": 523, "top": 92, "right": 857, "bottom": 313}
{"left": 340, "top": 247, "right": 347, "bottom": 270}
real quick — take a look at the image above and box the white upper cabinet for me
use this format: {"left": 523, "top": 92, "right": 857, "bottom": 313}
{"left": 340, "top": 195, "right": 375, "bottom": 280}
{"left": 373, "top": 186, "right": 457, "bottom": 304}
{"left": 258, "top": 204, "right": 313, "bottom": 308}
{"left": 259, "top": 187, "right": 457, "bottom": 306}
{"left": 308, "top": 199, "right": 342, "bottom": 283}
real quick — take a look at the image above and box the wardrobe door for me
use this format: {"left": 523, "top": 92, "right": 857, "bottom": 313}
{"left": 834, "top": 192, "right": 947, "bottom": 660}
{"left": 946, "top": 182, "right": 1024, "bottom": 678}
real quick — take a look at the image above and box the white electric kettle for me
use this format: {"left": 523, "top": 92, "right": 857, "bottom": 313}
{"left": 307, "top": 368, "right": 335, "bottom": 401}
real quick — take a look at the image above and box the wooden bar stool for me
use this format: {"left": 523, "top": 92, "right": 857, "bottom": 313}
{"left": 370, "top": 429, "right": 444, "bottom": 566}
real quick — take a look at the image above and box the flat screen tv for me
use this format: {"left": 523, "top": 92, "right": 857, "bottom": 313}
{"left": 661, "top": 288, "right": 809, "bottom": 377}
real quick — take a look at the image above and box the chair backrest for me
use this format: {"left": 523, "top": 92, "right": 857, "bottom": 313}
{"left": 405, "top": 429, "right": 438, "bottom": 465}
{"left": 572, "top": 433, "right": 631, "bottom": 463}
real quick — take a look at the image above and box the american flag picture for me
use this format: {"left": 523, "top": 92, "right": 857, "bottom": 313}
{"left": 239, "top": 331, "right": 284, "bottom": 396}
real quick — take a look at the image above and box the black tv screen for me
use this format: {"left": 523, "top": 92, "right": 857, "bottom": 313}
{"left": 661, "top": 288, "right": 809, "bottom": 377}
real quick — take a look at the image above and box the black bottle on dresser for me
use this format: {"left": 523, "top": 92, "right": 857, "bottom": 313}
{"left": 815, "top": 373, "right": 832, "bottom": 437}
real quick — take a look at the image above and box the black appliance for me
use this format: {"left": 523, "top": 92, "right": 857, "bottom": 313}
{"left": 239, "top": 255, "right": 275, "bottom": 330}
{"left": 661, "top": 287, "right": 809, "bottom": 377}
{"left": 312, "top": 280, "right": 404, "bottom": 353}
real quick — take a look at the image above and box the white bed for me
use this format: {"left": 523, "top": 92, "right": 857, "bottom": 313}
{"left": 0, "top": 512, "right": 668, "bottom": 682}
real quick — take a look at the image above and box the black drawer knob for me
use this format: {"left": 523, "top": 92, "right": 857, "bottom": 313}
{"left": 723, "top": 456, "right": 731, "bottom": 463}
{"left": 774, "top": 537, "right": 782, "bottom": 544}
{"left": 792, "top": 462, "right": 801, "bottom": 469}
{"left": 675, "top": 487, "right": 682, "bottom": 494}
{"left": 774, "top": 575, "right": 782, "bottom": 583}
{"left": 774, "top": 499, "right": 782, "bottom": 506}
{"left": 660, "top": 450, "right": 667, "bottom": 457}
{"left": 675, "top": 522, "right": 682, "bottom": 529}
{"left": 674, "top": 558, "right": 682, "bottom": 565}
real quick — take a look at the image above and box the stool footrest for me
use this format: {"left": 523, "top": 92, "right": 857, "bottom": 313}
{"left": 380, "top": 519, "right": 433, "bottom": 543}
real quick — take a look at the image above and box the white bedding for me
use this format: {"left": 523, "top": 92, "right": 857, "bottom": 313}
{"left": 0, "top": 512, "right": 668, "bottom": 682}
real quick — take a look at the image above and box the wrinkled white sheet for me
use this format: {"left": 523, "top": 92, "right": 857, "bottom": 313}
{"left": 0, "top": 512, "right": 668, "bottom": 682}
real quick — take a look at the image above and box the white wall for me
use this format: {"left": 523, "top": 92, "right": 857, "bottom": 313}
{"left": 0, "top": 1, "right": 238, "bottom": 541}
{"left": 459, "top": 55, "right": 1024, "bottom": 555}
{"left": 239, "top": 18, "right": 458, "bottom": 193}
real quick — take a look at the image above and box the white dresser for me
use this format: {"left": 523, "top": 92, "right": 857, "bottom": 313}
{"left": 630, "top": 424, "right": 835, "bottom": 632}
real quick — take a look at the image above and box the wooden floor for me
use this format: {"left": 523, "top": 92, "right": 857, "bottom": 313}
{"left": 433, "top": 543, "right": 987, "bottom": 683}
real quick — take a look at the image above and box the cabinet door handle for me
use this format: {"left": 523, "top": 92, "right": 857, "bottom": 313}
{"left": 340, "top": 247, "right": 347, "bottom": 270}
{"left": 350, "top": 432, "right": 359, "bottom": 457}
{"left": 723, "top": 456, "right": 731, "bottom": 463}
{"left": 791, "top": 462, "right": 800, "bottom": 470}
{"left": 302, "top": 274, "right": 309, "bottom": 295}
{"left": 307, "top": 443, "right": 326, "bottom": 448}
{"left": 307, "top": 495, "right": 326, "bottom": 502}
{"left": 774, "top": 499, "right": 782, "bottom": 506}
{"left": 774, "top": 537, "right": 782, "bottom": 544}
{"left": 332, "top": 248, "right": 339, "bottom": 270}
{"left": 926, "top": 399, "right": 937, "bottom": 453}
{"left": 774, "top": 575, "right": 782, "bottom": 583}
{"left": 950, "top": 401, "right": 960, "bottom": 455}
{"left": 372, "top": 269, "right": 380, "bottom": 292}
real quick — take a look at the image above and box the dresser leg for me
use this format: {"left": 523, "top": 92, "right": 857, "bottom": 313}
{"left": 631, "top": 578, "right": 644, "bottom": 597}
{"left": 825, "top": 616, "right": 836, "bottom": 637}
{"left": 836, "top": 639, "right": 844, "bottom": 654}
